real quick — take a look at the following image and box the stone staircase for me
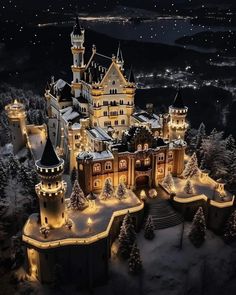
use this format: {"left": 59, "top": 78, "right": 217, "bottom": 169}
{"left": 147, "top": 198, "right": 183, "bottom": 230}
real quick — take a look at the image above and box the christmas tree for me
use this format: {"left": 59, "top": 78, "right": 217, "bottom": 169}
{"left": 70, "top": 180, "right": 88, "bottom": 210}
{"left": 224, "top": 210, "right": 236, "bottom": 244}
{"left": 184, "top": 179, "right": 194, "bottom": 194}
{"left": 118, "top": 212, "right": 136, "bottom": 259}
{"left": 183, "top": 152, "right": 199, "bottom": 179}
{"left": 144, "top": 215, "right": 155, "bottom": 240}
{"left": 189, "top": 207, "right": 206, "bottom": 247}
{"left": 115, "top": 182, "right": 127, "bottom": 200}
{"left": 162, "top": 172, "right": 175, "bottom": 192}
{"left": 100, "top": 178, "right": 113, "bottom": 200}
{"left": 128, "top": 242, "right": 142, "bottom": 274}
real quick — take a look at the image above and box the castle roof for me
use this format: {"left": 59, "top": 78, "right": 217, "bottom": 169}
{"left": 40, "top": 135, "right": 60, "bottom": 167}
{"left": 50, "top": 79, "right": 72, "bottom": 102}
{"left": 116, "top": 43, "right": 124, "bottom": 63}
{"left": 128, "top": 66, "right": 135, "bottom": 83}
{"left": 172, "top": 87, "right": 185, "bottom": 109}
{"left": 73, "top": 16, "right": 82, "bottom": 36}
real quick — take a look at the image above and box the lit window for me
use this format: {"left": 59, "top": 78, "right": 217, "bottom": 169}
{"left": 144, "top": 157, "right": 150, "bottom": 166}
{"left": 144, "top": 143, "right": 148, "bottom": 150}
{"left": 168, "top": 166, "right": 173, "bottom": 172}
{"left": 105, "top": 161, "right": 112, "bottom": 170}
{"left": 157, "top": 168, "right": 164, "bottom": 175}
{"left": 75, "top": 135, "right": 79, "bottom": 140}
{"left": 119, "top": 159, "right": 127, "bottom": 169}
{"left": 93, "top": 163, "right": 101, "bottom": 173}
{"left": 137, "top": 144, "right": 142, "bottom": 151}
{"left": 136, "top": 160, "right": 141, "bottom": 167}
{"left": 93, "top": 179, "right": 101, "bottom": 188}
{"left": 79, "top": 164, "right": 83, "bottom": 171}
{"left": 168, "top": 152, "right": 173, "bottom": 159}
{"left": 158, "top": 153, "right": 165, "bottom": 161}
{"left": 120, "top": 175, "right": 127, "bottom": 183}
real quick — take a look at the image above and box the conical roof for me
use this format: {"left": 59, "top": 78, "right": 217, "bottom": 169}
{"left": 40, "top": 135, "right": 60, "bottom": 167}
{"left": 172, "top": 87, "right": 185, "bottom": 108}
{"left": 128, "top": 66, "right": 135, "bottom": 83}
{"left": 73, "top": 16, "right": 82, "bottom": 36}
{"left": 116, "top": 42, "right": 123, "bottom": 63}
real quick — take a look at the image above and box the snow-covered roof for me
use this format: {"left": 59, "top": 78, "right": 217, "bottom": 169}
{"left": 22, "top": 191, "right": 143, "bottom": 248}
{"left": 87, "top": 127, "right": 112, "bottom": 141}
{"left": 71, "top": 123, "right": 81, "bottom": 130}
{"left": 132, "top": 111, "right": 162, "bottom": 129}
{"left": 61, "top": 106, "right": 80, "bottom": 122}
{"left": 78, "top": 150, "right": 114, "bottom": 161}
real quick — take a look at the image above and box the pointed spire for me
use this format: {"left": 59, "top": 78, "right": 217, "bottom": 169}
{"left": 172, "top": 85, "right": 185, "bottom": 108}
{"left": 40, "top": 130, "right": 60, "bottom": 166}
{"left": 128, "top": 66, "right": 135, "bottom": 83}
{"left": 116, "top": 42, "right": 124, "bottom": 63}
{"left": 73, "top": 15, "right": 82, "bottom": 36}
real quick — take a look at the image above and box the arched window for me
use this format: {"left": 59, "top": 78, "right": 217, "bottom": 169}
{"left": 137, "top": 144, "right": 142, "bottom": 151}
{"left": 136, "top": 160, "right": 141, "bottom": 167}
{"left": 120, "top": 110, "right": 124, "bottom": 115}
{"left": 119, "top": 159, "right": 127, "bottom": 169}
{"left": 144, "top": 157, "right": 150, "bottom": 166}
{"left": 120, "top": 175, "right": 127, "bottom": 184}
{"left": 121, "top": 119, "right": 125, "bottom": 125}
{"left": 45, "top": 217, "right": 48, "bottom": 224}
{"left": 144, "top": 143, "right": 149, "bottom": 150}
{"left": 93, "top": 163, "right": 101, "bottom": 173}
{"left": 105, "top": 161, "right": 112, "bottom": 170}
{"left": 157, "top": 168, "right": 164, "bottom": 175}
{"left": 48, "top": 183, "right": 51, "bottom": 189}
{"left": 168, "top": 165, "right": 173, "bottom": 172}
{"left": 158, "top": 153, "right": 165, "bottom": 161}
{"left": 168, "top": 152, "right": 173, "bottom": 159}
{"left": 93, "top": 179, "right": 101, "bottom": 188}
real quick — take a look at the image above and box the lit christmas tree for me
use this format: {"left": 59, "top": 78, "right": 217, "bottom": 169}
{"left": 162, "top": 172, "right": 175, "bottom": 192}
{"left": 115, "top": 182, "right": 127, "bottom": 200}
{"left": 100, "top": 178, "right": 114, "bottom": 200}
{"left": 118, "top": 212, "right": 136, "bottom": 259}
{"left": 128, "top": 242, "right": 142, "bottom": 274}
{"left": 184, "top": 179, "right": 194, "bottom": 194}
{"left": 189, "top": 207, "right": 206, "bottom": 247}
{"left": 144, "top": 215, "right": 155, "bottom": 240}
{"left": 70, "top": 180, "right": 88, "bottom": 210}
{"left": 224, "top": 210, "right": 236, "bottom": 244}
{"left": 183, "top": 152, "right": 199, "bottom": 179}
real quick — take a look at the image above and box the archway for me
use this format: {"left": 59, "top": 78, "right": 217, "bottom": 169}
{"left": 136, "top": 175, "right": 149, "bottom": 188}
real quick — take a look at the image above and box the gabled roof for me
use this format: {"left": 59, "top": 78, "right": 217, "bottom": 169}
{"left": 172, "top": 87, "right": 185, "bottom": 109}
{"left": 73, "top": 16, "right": 82, "bottom": 36}
{"left": 40, "top": 135, "right": 60, "bottom": 167}
{"left": 50, "top": 79, "right": 72, "bottom": 102}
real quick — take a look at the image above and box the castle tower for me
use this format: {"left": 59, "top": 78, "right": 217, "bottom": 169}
{"left": 71, "top": 16, "right": 85, "bottom": 97}
{"left": 116, "top": 43, "right": 124, "bottom": 71}
{"left": 5, "top": 99, "right": 27, "bottom": 154}
{"left": 168, "top": 87, "right": 188, "bottom": 141}
{"left": 35, "top": 135, "right": 67, "bottom": 229}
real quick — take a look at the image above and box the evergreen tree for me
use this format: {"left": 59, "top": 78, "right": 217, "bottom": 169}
{"left": 228, "top": 150, "right": 236, "bottom": 188}
{"left": 224, "top": 210, "right": 236, "bottom": 244}
{"left": 70, "top": 167, "right": 77, "bottom": 185}
{"left": 162, "top": 172, "right": 175, "bottom": 192}
{"left": 189, "top": 207, "right": 206, "bottom": 247}
{"left": 195, "top": 122, "right": 206, "bottom": 159}
{"left": 0, "top": 159, "right": 8, "bottom": 198}
{"left": 115, "top": 182, "right": 127, "bottom": 200}
{"left": 100, "top": 178, "right": 113, "bottom": 200}
{"left": 70, "top": 180, "right": 88, "bottom": 210}
{"left": 184, "top": 179, "right": 194, "bottom": 194}
{"left": 144, "top": 215, "right": 155, "bottom": 240}
{"left": 128, "top": 242, "right": 142, "bottom": 274}
{"left": 17, "top": 164, "right": 30, "bottom": 188}
{"left": 183, "top": 152, "right": 199, "bottom": 179}
{"left": 118, "top": 212, "right": 136, "bottom": 259}
{"left": 226, "top": 134, "right": 236, "bottom": 152}
{"left": 8, "top": 154, "right": 20, "bottom": 179}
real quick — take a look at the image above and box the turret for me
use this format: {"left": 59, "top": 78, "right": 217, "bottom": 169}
{"left": 168, "top": 86, "right": 188, "bottom": 141}
{"left": 5, "top": 99, "right": 27, "bottom": 154}
{"left": 35, "top": 134, "right": 67, "bottom": 229}
{"left": 116, "top": 43, "right": 124, "bottom": 71}
{"left": 71, "top": 15, "right": 85, "bottom": 97}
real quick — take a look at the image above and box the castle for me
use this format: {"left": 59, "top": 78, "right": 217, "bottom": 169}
{"left": 4, "top": 16, "right": 235, "bottom": 286}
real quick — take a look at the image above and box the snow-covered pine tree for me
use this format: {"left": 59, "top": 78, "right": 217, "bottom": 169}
{"left": 8, "top": 154, "right": 20, "bottom": 178}
{"left": 224, "top": 210, "right": 236, "bottom": 244}
{"left": 189, "top": 207, "right": 206, "bottom": 247}
{"left": 128, "top": 242, "right": 142, "bottom": 274}
{"left": 70, "top": 167, "right": 77, "bottom": 185}
{"left": 144, "top": 215, "right": 155, "bottom": 240}
{"left": 100, "top": 178, "right": 114, "bottom": 200}
{"left": 228, "top": 150, "right": 236, "bottom": 187}
{"left": 162, "top": 172, "right": 175, "bottom": 192}
{"left": 0, "top": 159, "right": 8, "bottom": 198}
{"left": 184, "top": 179, "right": 194, "bottom": 194}
{"left": 70, "top": 180, "right": 88, "bottom": 210}
{"left": 115, "top": 182, "right": 127, "bottom": 200}
{"left": 183, "top": 152, "right": 199, "bottom": 179}
{"left": 195, "top": 123, "right": 206, "bottom": 158}
{"left": 118, "top": 212, "right": 136, "bottom": 259}
{"left": 226, "top": 134, "right": 236, "bottom": 152}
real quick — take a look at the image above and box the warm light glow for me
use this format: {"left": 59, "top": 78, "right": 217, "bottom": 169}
{"left": 140, "top": 190, "right": 147, "bottom": 200}
{"left": 87, "top": 217, "right": 93, "bottom": 226}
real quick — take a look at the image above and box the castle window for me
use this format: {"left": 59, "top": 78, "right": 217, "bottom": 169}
{"left": 94, "top": 122, "right": 97, "bottom": 127}
{"left": 137, "top": 144, "right": 142, "bottom": 151}
{"left": 120, "top": 100, "right": 123, "bottom": 105}
{"left": 177, "top": 120, "right": 179, "bottom": 124}
{"left": 103, "top": 101, "right": 108, "bottom": 106}
{"left": 168, "top": 166, "right": 173, "bottom": 172}
{"left": 48, "top": 183, "right": 51, "bottom": 189}
{"left": 93, "top": 179, "right": 101, "bottom": 188}
{"left": 168, "top": 152, "right": 173, "bottom": 159}
{"left": 121, "top": 119, "right": 125, "bottom": 125}
{"left": 93, "top": 163, "right": 101, "bottom": 173}
{"left": 115, "top": 120, "right": 118, "bottom": 125}
{"left": 120, "top": 110, "right": 124, "bottom": 115}
{"left": 43, "top": 201, "right": 47, "bottom": 208}
{"left": 56, "top": 182, "right": 58, "bottom": 187}
{"left": 103, "top": 111, "right": 108, "bottom": 116}
{"left": 119, "top": 159, "right": 127, "bottom": 169}
{"left": 136, "top": 160, "right": 141, "bottom": 167}
{"left": 144, "top": 143, "right": 149, "bottom": 150}
{"left": 61, "top": 198, "right": 63, "bottom": 204}
{"left": 105, "top": 161, "right": 112, "bottom": 170}
{"left": 75, "top": 135, "right": 79, "bottom": 140}
{"left": 79, "top": 164, "right": 83, "bottom": 171}
{"left": 144, "top": 157, "right": 151, "bottom": 166}
{"left": 158, "top": 153, "right": 165, "bottom": 161}
{"left": 45, "top": 217, "right": 48, "bottom": 224}
{"left": 120, "top": 175, "right": 127, "bottom": 184}
{"left": 104, "top": 121, "right": 111, "bottom": 127}
{"left": 62, "top": 212, "right": 64, "bottom": 218}
{"left": 112, "top": 80, "right": 116, "bottom": 85}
